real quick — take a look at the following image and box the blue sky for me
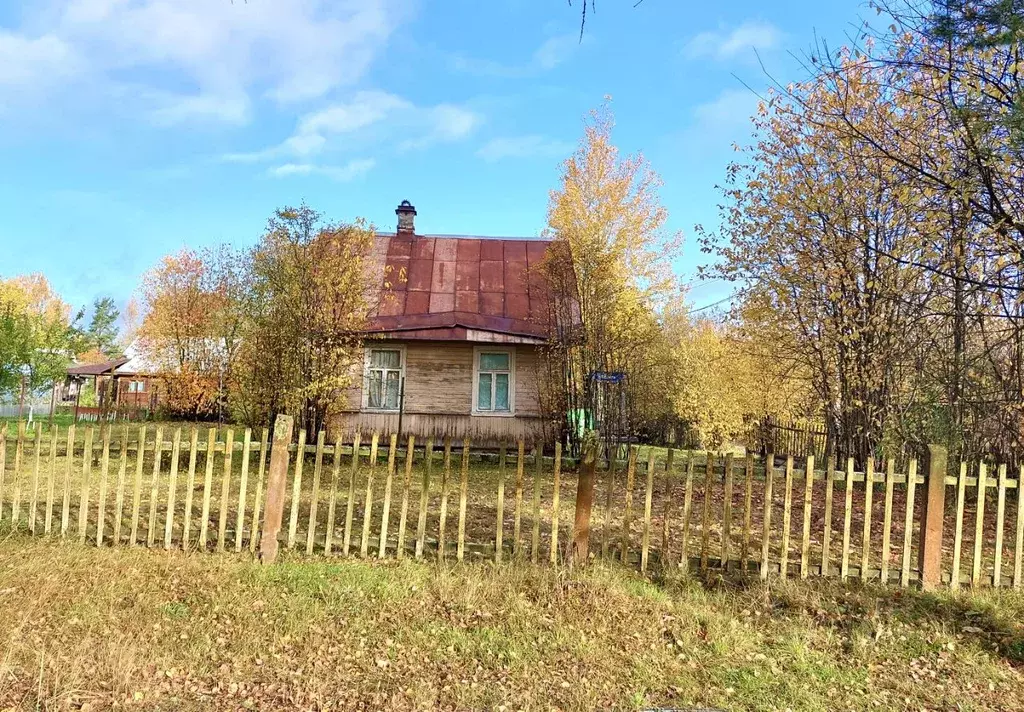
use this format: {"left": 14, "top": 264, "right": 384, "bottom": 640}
{"left": 0, "top": 0, "right": 867, "bottom": 318}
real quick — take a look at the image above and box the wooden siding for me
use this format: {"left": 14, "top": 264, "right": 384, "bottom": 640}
{"left": 337, "top": 341, "right": 546, "bottom": 443}
{"left": 332, "top": 411, "right": 548, "bottom": 444}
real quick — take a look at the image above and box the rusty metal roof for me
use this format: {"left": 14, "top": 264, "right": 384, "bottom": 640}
{"left": 367, "top": 233, "right": 554, "bottom": 340}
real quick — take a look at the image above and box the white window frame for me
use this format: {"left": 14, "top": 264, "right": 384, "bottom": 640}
{"left": 362, "top": 345, "right": 406, "bottom": 412}
{"left": 472, "top": 346, "right": 515, "bottom": 417}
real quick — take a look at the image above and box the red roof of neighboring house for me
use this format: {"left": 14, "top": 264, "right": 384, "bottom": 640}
{"left": 368, "top": 232, "right": 554, "bottom": 340}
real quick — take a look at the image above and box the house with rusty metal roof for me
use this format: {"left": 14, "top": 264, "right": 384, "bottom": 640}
{"left": 337, "top": 200, "right": 566, "bottom": 444}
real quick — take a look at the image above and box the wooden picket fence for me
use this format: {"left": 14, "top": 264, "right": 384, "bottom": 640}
{"left": 1, "top": 418, "right": 1022, "bottom": 590}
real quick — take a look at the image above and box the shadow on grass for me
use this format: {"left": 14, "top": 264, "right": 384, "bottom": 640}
{"left": 655, "top": 566, "right": 1024, "bottom": 666}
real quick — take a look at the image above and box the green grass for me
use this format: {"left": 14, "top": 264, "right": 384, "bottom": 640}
{"left": 1, "top": 533, "right": 1023, "bottom": 711}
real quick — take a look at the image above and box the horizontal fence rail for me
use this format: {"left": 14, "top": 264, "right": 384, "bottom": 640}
{"left": 0, "top": 419, "right": 1022, "bottom": 590}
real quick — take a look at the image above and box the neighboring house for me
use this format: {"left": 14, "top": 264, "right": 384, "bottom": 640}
{"left": 63, "top": 342, "right": 162, "bottom": 412}
{"left": 336, "top": 201, "right": 565, "bottom": 444}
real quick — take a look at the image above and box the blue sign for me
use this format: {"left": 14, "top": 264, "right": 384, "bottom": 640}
{"left": 590, "top": 371, "right": 626, "bottom": 384}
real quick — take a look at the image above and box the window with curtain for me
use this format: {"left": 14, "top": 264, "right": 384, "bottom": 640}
{"left": 366, "top": 348, "right": 402, "bottom": 410}
{"left": 475, "top": 350, "right": 512, "bottom": 413}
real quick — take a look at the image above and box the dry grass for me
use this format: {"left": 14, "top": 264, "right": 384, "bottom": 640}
{"left": 1, "top": 531, "right": 1024, "bottom": 711}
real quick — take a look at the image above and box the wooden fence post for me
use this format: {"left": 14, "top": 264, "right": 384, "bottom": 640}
{"left": 569, "top": 440, "right": 598, "bottom": 567}
{"left": 918, "top": 444, "right": 947, "bottom": 590}
{"left": 259, "top": 415, "right": 294, "bottom": 564}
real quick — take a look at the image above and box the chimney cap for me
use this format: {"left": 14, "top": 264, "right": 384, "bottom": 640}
{"left": 396, "top": 199, "right": 417, "bottom": 215}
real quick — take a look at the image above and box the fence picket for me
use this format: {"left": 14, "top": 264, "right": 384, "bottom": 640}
{"left": 325, "top": 434, "right": 343, "bottom": 556}
{"left": 495, "top": 443, "right": 506, "bottom": 563}
{"left": 343, "top": 432, "right": 361, "bottom": 557}
{"left": 199, "top": 428, "right": 216, "bottom": 549}
{"left": 949, "top": 461, "right": 969, "bottom": 584}
{"left": 700, "top": 451, "right": 712, "bottom": 571}
{"left": 841, "top": 458, "right": 854, "bottom": 579}
{"left": 146, "top": 426, "right": 164, "bottom": 548}
{"left": 95, "top": 427, "right": 111, "bottom": 546}
{"left": 249, "top": 428, "right": 269, "bottom": 555}
{"left": 821, "top": 455, "right": 836, "bottom": 577}
{"left": 287, "top": 429, "right": 306, "bottom": 550}
{"left": 44, "top": 426, "right": 58, "bottom": 535}
{"left": 438, "top": 437, "right": 453, "bottom": 561}
{"left": 780, "top": 455, "right": 794, "bottom": 578}
{"left": 235, "top": 428, "right": 252, "bottom": 553}
{"left": 994, "top": 464, "right": 1008, "bottom": 587}
{"left": 679, "top": 453, "right": 694, "bottom": 572}
{"left": 722, "top": 453, "right": 734, "bottom": 569}
{"left": 513, "top": 439, "right": 525, "bottom": 559}
{"left": 360, "top": 432, "right": 380, "bottom": 557}
{"left": 217, "top": 429, "right": 234, "bottom": 552}
{"left": 742, "top": 453, "right": 753, "bottom": 570}
{"left": 163, "top": 429, "right": 181, "bottom": 550}
{"left": 458, "top": 438, "right": 471, "bottom": 562}
{"left": 760, "top": 454, "right": 775, "bottom": 580}
{"left": 623, "top": 446, "right": 638, "bottom": 565}
{"left": 112, "top": 425, "right": 129, "bottom": 545}
{"left": 182, "top": 429, "right": 199, "bottom": 549}
{"left": 29, "top": 423, "right": 42, "bottom": 533}
{"left": 78, "top": 427, "right": 94, "bottom": 544}
{"left": 550, "top": 442, "right": 562, "bottom": 565}
{"left": 414, "top": 437, "right": 432, "bottom": 560}
{"left": 800, "top": 455, "right": 815, "bottom": 578}
{"left": 0, "top": 423, "right": 6, "bottom": 523}
{"left": 973, "top": 463, "right": 988, "bottom": 587}
{"left": 601, "top": 451, "right": 617, "bottom": 560}
{"left": 396, "top": 435, "right": 412, "bottom": 558}
{"left": 881, "top": 459, "right": 895, "bottom": 583}
{"left": 379, "top": 434, "right": 398, "bottom": 558}
{"left": 61, "top": 425, "right": 76, "bottom": 537}
{"left": 900, "top": 459, "right": 918, "bottom": 587}
{"left": 11, "top": 422, "right": 24, "bottom": 528}
{"left": 1015, "top": 464, "right": 1024, "bottom": 588}
{"left": 531, "top": 445, "right": 542, "bottom": 564}
{"left": 861, "top": 459, "right": 875, "bottom": 582}
{"left": 305, "top": 430, "right": 325, "bottom": 556}
{"left": 641, "top": 449, "right": 656, "bottom": 573}
{"left": 661, "top": 449, "right": 675, "bottom": 567}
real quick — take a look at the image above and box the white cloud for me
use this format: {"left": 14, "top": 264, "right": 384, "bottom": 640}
{"left": 0, "top": 31, "right": 78, "bottom": 87}
{"left": 0, "top": 0, "right": 408, "bottom": 126}
{"left": 452, "top": 32, "right": 585, "bottom": 77}
{"left": 297, "top": 91, "right": 412, "bottom": 139}
{"left": 683, "top": 20, "right": 782, "bottom": 62}
{"left": 228, "top": 92, "right": 482, "bottom": 164}
{"left": 476, "top": 135, "right": 573, "bottom": 162}
{"left": 532, "top": 34, "right": 578, "bottom": 71}
{"left": 678, "top": 88, "right": 760, "bottom": 153}
{"left": 267, "top": 158, "right": 376, "bottom": 181}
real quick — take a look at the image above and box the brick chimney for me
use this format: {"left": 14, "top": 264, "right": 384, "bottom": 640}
{"left": 396, "top": 200, "right": 417, "bottom": 235}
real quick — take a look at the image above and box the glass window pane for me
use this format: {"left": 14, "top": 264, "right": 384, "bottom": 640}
{"left": 385, "top": 371, "right": 400, "bottom": 410}
{"left": 480, "top": 353, "right": 509, "bottom": 371}
{"left": 368, "top": 371, "right": 383, "bottom": 408}
{"left": 371, "top": 349, "right": 401, "bottom": 369}
{"left": 137, "top": 381, "right": 145, "bottom": 392}
{"left": 478, "top": 373, "right": 492, "bottom": 410}
{"left": 494, "top": 373, "right": 510, "bottom": 411}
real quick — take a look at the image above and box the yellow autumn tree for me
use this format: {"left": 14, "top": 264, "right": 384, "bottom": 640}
{"left": 542, "top": 102, "right": 682, "bottom": 448}
{"left": 666, "top": 303, "right": 814, "bottom": 447}
{"left": 701, "top": 51, "right": 942, "bottom": 464}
